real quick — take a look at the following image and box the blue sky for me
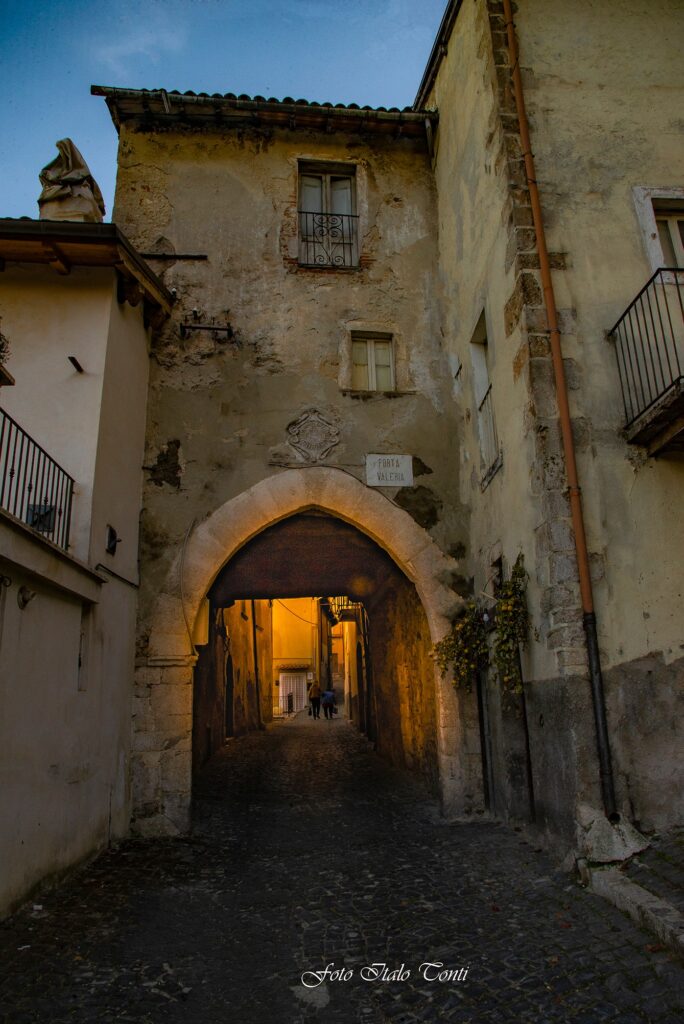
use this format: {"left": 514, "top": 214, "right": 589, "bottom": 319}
{"left": 1, "top": 0, "right": 446, "bottom": 219}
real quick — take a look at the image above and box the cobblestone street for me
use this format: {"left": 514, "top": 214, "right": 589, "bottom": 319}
{"left": 1, "top": 714, "right": 683, "bottom": 1024}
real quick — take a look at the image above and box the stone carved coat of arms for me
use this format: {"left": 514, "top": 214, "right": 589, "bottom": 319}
{"left": 287, "top": 410, "right": 340, "bottom": 463}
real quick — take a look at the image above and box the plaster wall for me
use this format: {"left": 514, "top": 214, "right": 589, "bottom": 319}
{"left": 192, "top": 599, "right": 273, "bottom": 772}
{"left": 272, "top": 598, "right": 318, "bottom": 677}
{"left": 342, "top": 621, "right": 360, "bottom": 721}
{"left": 515, "top": 0, "right": 684, "bottom": 672}
{"left": 426, "top": 0, "right": 551, "bottom": 677}
{"left": 366, "top": 574, "right": 441, "bottom": 794}
{"left": 511, "top": 0, "right": 684, "bottom": 833}
{"left": 0, "top": 268, "right": 114, "bottom": 561}
{"left": 111, "top": 122, "right": 466, "bottom": 652}
{"left": 427, "top": 0, "right": 684, "bottom": 847}
{"left": 0, "top": 266, "right": 152, "bottom": 912}
{"left": 0, "top": 545, "right": 110, "bottom": 918}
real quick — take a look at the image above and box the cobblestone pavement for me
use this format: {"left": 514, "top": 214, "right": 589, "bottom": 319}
{"left": 2, "top": 714, "right": 683, "bottom": 1024}
{"left": 624, "top": 828, "right": 684, "bottom": 917}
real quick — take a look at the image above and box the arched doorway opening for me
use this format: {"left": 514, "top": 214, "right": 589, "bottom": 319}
{"left": 191, "top": 512, "right": 441, "bottom": 792}
{"left": 133, "top": 467, "right": 482, "bottom": 836}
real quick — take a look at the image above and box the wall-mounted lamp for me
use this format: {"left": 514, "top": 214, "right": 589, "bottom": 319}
{"left": 17, "top": 585, "right": 36, "bottom": 609}
{"left": 68, "top": 356, "right": 84, "bottom": 373}
{"left": 106, "top": 525, "right": 121, "bottom": 556}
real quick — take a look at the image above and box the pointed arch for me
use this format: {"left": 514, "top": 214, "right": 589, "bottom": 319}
{"left": 134, "top": 468, "right": 481, "bottom": 836}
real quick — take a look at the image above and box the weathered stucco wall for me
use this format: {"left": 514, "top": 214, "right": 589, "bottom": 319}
{"left": 111, "top": 114, "right": 480, "bottom": 832}
{"left": 0, "top": 265, "right": 151, "bottom": 914}
{"left": 512, "top": 0, "right": 684, "bottom": 838}
{"left": 192, "top": 599, "right": 272, "bottom": 772}
{"left": 366, "top": 574, "right": 440, "bottom": 794}
{"left": 111, "top": 121, "right": 466, "bottom": 648}
{"left": 272, "top": 598, "right": 318, "bottom": 679}
{"left": 427, "top": 0, "right": 684, "bottom": 849}
{"left": 0, "top": 267, "right": 113, "bottom": 562}
{"left": 515, "top": 0, "right": 684, "bottom": 669}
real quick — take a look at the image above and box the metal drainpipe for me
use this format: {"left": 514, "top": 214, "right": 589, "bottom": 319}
{"left": 251, "top": 599, "right": 263, "bottom": 730}
{"left": 502, "top": 0, "right": 618, "bottom": 821}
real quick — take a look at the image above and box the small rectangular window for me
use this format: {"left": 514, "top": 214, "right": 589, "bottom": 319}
{"left": 654, "top": 207, "right": 684, "bottom": 267}
{"left": 298, "top": 162, "right": 358, "bottom": 268}
{"left": 351, "top": 334, "right": 395, "bottom": 392}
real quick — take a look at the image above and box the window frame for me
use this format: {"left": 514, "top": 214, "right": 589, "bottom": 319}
{"left": 297, "top": 160, "right": 359, "bottom": 269}
{"left": 350, "top": 332, "right": 395, "bottom": 393}
{"left": 632, "top": 186, "right": 684, "bottom": 274}
{"left": 654, "top": 209, "right": 684, "bottom": 267}
{"left": 468, "top": 311, "right": 502, "bottom": 490}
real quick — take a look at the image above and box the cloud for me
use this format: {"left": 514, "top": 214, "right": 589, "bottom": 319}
{"left": 91, "top": 22, "right": 187, "bottom": 77}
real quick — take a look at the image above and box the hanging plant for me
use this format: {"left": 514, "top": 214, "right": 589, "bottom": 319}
{"left": 493, "top": 552, "right": 531, "bottom": 695}
{"left": 432, "top": 599, "right": 489, "bottom": 691}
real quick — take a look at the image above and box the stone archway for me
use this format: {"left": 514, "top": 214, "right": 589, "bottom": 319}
{"left": 133, "top": 467, "right": 481, "bottom": 835}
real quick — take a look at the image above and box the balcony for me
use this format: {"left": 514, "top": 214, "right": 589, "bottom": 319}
{"left": 0, "top": 407, "right": 74, "bottom": 550}
{"left": 609, "top": 268, "right": 684, "bottom": 456}
{"left": 298, "top": 211, "right": 359, "bottom": 269}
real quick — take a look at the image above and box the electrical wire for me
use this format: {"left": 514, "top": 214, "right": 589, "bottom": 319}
{"left": 275, "top": 598, "right": 319, "bottom": 626}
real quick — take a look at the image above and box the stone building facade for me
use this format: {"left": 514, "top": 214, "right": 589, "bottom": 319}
{"left": 87, "top": 0, "right": 683, "bottom": 857}
{"left": 0, "top": 222, "right": 171, "bottom": 916}
{"left": 1, "top": 0, "right": 681, "bottom": 917}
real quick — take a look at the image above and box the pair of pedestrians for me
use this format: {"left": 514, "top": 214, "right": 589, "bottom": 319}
{"left": 308, "top": 681, "right": 336, "bottom": 720}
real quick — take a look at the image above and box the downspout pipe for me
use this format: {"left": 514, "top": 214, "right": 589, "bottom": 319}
{"left": 502, "top": 0, "right": 618, "bottom": 822}
{"left": 251, "top": 599, "right": 263, "bottom": 730}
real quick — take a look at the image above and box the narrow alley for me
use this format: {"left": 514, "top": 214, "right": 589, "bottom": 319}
{"left": 1, "top": 713, "right": 683, "bottom": 1024}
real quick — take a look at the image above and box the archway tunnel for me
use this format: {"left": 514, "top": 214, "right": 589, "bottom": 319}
{"left": 192, "top": 511, "right": 440, "bottom": 793}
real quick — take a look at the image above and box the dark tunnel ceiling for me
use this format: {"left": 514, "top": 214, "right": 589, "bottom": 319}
{"left": 209, "top": 511, "right": 405, "bottom": 605}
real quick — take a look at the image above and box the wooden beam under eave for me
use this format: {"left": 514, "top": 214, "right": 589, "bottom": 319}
{"left": 43, "top": 242, "right": 71, "bottom": 275}
{"left": 115, "top": 250, "right": 173, "bottom": 315}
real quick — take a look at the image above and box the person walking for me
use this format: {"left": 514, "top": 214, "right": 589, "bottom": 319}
{"left": 321, "top": 685, "right": 336, "bottom": 721}
{"left": 308, "top": 678, "right": 321, "bottom": 719}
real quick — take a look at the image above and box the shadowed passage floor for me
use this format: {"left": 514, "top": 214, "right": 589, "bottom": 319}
{"left": 1, "top": 713, "right": 683, "bottom": 1023}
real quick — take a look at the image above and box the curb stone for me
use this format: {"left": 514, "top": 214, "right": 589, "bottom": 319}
{"left": 588, "top": 866, "right": 684, "bottom": 959}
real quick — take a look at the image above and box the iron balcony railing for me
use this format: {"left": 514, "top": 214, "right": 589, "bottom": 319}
{"left": 298, "top": 211, "right": 359, "bottom": 268}
{"left": 329, "top": 595, "right": 363, "bottom": 621}
{"left": 478, "top": 384, "right": 502, "bottom": 489}
{"left": 609, "top": 268, "right": 684, "bottom": 429}
{"left": 0, "top": 407, "right": 74, "bottom": 550}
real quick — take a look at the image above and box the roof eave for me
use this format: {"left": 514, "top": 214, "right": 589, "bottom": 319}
{"left": 91, "top": 85, "right": 438, "bottom": 140}
{"left": 413, "top": 0, "right": 465, "bottom": 110}
{"left": 0, "top": 220, "right": 173, "bottom": 316}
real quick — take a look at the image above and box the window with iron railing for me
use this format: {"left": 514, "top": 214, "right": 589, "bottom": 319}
{"left": 298, "top": 163, "right": 359, "bottom": 269}
{"left": 609, "top": 267, "right": 684, "bottom": 454}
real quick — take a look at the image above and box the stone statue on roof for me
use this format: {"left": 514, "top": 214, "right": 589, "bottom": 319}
{"left": 38, "top": 138, "right": 106, "bottom": 223}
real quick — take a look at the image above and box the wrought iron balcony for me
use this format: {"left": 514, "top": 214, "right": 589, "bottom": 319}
{"left": 298, "top": 211, "right": 359, "bottom": 269}
{"left": 609, "top": 268, "right": 684, "bottom": 455}
{"left": 328, "top": 595, "right": 363, "bottom": 621}
{"left": 0, "top": 407, "right": 74, "bottom": 550}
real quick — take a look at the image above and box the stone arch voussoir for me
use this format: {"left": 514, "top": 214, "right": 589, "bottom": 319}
{"left": 148, "top": 467, "right": 461, "bottom": 660}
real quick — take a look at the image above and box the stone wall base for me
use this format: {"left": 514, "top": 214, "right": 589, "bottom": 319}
{"left": 484, "top": 652, "right": 684, "bottom": 859}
